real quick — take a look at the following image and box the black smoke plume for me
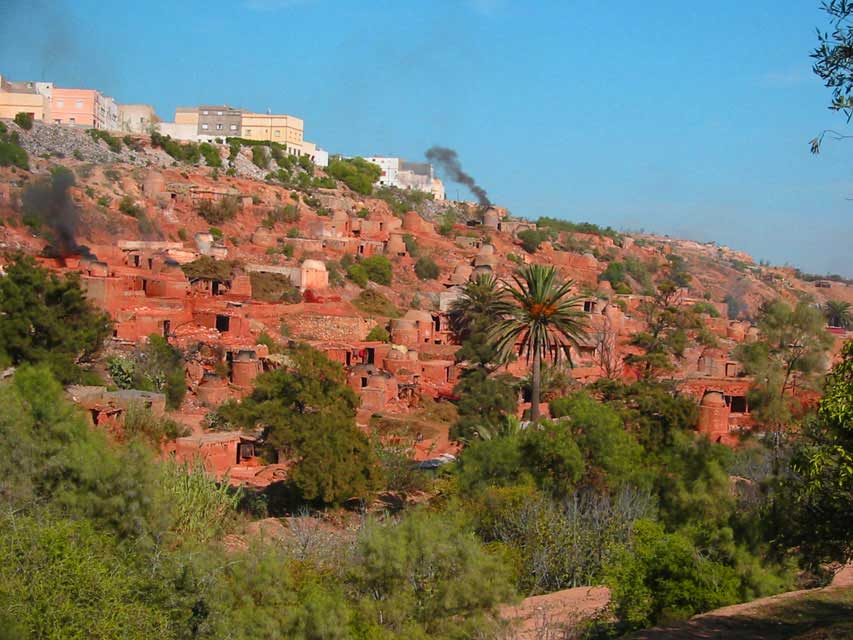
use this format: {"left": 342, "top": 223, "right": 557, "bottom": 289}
{"left": 425, "top": 146, "right": 491, "bottom": 208}
{"left": 24, "top": 167, "right": 92, "bottom": 258}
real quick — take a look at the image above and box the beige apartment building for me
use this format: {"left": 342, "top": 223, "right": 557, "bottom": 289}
{"left": 241, "top": 112, "right": 303, "bottom": 146}
{"left": 0, "top": 75, "right": 52, "bottom": 121}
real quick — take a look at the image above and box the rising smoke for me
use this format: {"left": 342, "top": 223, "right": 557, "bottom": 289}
{"left": 425, "top": 146, "right": 491, "bottom": 208}
{"left": 23, "top": 167, "right": 91, "bottom": 258}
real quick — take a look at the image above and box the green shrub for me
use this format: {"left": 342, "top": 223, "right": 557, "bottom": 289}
{"left": 197, "top": 196, "right": 239, "bottom": 224}
{"left": 249, "top": 271, "right": 302, "bottom": 303}
{"left": 537, "top": 216, "right": 622, "bottom": 243}
{"left": 361, "top": 255, "right": 392, "bottom": 285}
{"left": 251, "top": 145, "right": 268, "bottom": 169}
{"left": 402, "top": 233, "right": 420, "bottom": 257}
{"left": 357, "top": 207, "right": 370, "bottom": 218}
{"left": 692, "top": 301, "right": 720, "bottom": 317}
{"left": 73, "top": 150, "right": 84, "bottom": 161}
{"left": 0, "top": 124, "right": 29, "bottom": 169}
{"left": 287, "top": 227, "right": 300, "bottom": 238}
{"left": 150, "top": 131, "right": 200, "bottom": 164}
{"left": 209, "top": 227, "right": 223, "bottom": 240}
{"left": 181, "top": 256, "right": 237, "bottom": 281}
{"left": 88, "top": 129, "right": 122, "bottom": 153}
{"left": 346, "top": 263, "right": 369, "bottom": 287}
{"left": 414, "top": 256, "right": 440, "bottom": 280}
{"left": 365, "top": 325, "right": 390, "bottom": 342}
{"left": 118, "top": 195, "right": 142, "bottom": 217}
{"left": 177, "top": 228, "right": 188, "bottom": 241}
{"left": 353, "top": 289, "right": 400, "bottom": 317}
{"left": 97, "top": 195, "right": 111, "bottom": 207}
{"left": 199, "top": 142, "right": 223, "bottom": 168}
{"left": 325, "top": 157, "right": 382, "bottom": 194}
{"left": 518, "top": 229, "right": 548, "bottom": 254}
{"left": 14, "top": 111, "right": 34, "bottom": 130}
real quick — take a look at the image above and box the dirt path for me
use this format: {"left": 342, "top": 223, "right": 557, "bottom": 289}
{"left": 628, "top": 584, "right": 853, "bottom": 640}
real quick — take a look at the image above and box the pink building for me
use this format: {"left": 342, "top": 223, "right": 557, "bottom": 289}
{"left": 51, "top": 88, "right": 119, "bottom": 129}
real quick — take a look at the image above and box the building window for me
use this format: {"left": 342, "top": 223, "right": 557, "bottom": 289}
{"left": 216, "top": 111, "right": 223, "bottom": 116}
{"left": 201, "top": 123, "right": 209, "bottom": 129}
{"left": 216, "top": 123, "right": 223, "bottom": 130}
{"left": 54, "top": 119, "right": 61, "bottom": 124}
{"left": 244, "top": 129, "right": 251, "bottom": 135}
{"left": 69, "top": 118, "right": 76, "bottom": 124}
{"left": 274, "top": 130, "right": 280, "bottom": 136}
{"left": 75, "top": 100, "right": 83, "bottom": 108}
{"left": 57, "top": 100, "right": 64, "bottom": 107}
{"left": 202, "top": 110, "right": 209, "bottom": 115}
{"left": 230, "top": 124, "right": 237, "bottom": 130}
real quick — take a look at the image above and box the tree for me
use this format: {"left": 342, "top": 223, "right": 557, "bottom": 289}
{"left": 451, "top": 368, "right": 518, "bottom": 441}
{"left": 491, "top": 265, "right": 588, "bottom": 422}
{"left": 625, "top": 280, "right": 705, "bottom": 381}
{"left": 449, "top": 273, "right": 505, "bottom": 369}
{"left": 0, "top": 254, "right": 112, "bottom": 383}
{"left": 735, "top": 300, "right": 833, "bottom": 432}
{"left": 108, "top": 335, "right": 187, "bottom": 409}
{"left": 360, "top": 255, "right": 392, "bottom": 285}
{"left": 219, "top": 346, "right": 381, "bottom": 504}
{"left": 824, "top": 300, "right": 852, "bottom": 328}
{"left": 353, "top": 509, "right": 515, "bottom": 636}
{"left": 326, "top": 157, "right": 382, "bottom": 195}
{"left": 13, "top": 111, "right": 33, "bottom": 130}
{"left": 517, "top": 228, "right": 548, "bottom": 254}
{"left": 414, "top": 255, "right": 440, "bottom": 280}
{"left": 773, "top": 340, "right": 853, "bottom": 566}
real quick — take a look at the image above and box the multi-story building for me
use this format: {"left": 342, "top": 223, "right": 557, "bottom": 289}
{"left": 364, "top": 156, "right": 445, "bottom": 200}
{"left": 118, "top": 104, "right": 158, "bottom": 133}
{"left": 240, "top": 111, "right": 304, "bottom": 147}
{"left": 197, "top": 105, "right": 242, "bottom": 139}
{"left": 0, "top": 75, "right": 52, "bottom": 121}
{"left": 52, "top": 87, "right": 119, "bottom": 129}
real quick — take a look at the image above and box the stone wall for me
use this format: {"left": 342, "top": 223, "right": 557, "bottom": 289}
{"left": 287, "top": 314, "right": 374, "bottom": 341}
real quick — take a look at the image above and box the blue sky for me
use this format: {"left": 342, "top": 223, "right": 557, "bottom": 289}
{"left": 2, "top": 0, "right": 851, "bottom": 276}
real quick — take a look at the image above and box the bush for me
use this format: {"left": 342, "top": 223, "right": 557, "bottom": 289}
{"left": 365, "top": 325, "right": 390, "bottom": 342}
{"left": 150, "top": 131, "right": 200, "bottom": 164}
{"left": 414, "top": 255, "right": 440, "bottom": 280}
{"left": 88, "top": 128, "right": 122, "bottom": 153}
{"left": 346, "top": 263, "right": 369, "bottom": 287}
{"left": 97, "top": 195, "right": 111, "bottom": 207}
{"left": 209, "top": 227, "right": 223, "bottom": 240}
{"left": 0, "top": 124, "right": 29, "bottom": 169}
{"left": 361, "top": 255, "right": 392, "bottom": 285}
{"left": 251, "top": 145, "right": 268, "bottom": 169}
{"left": 180, "top": 256, "right": 237, "bottom": 281}
{"left": 14, "top": 111, "right": 34, "bottom": 130}
{"left": 402, "top": 233, "right": 420, "bottom": 256}
{"left": 118, "top": 195, "right": 142, "bottom": 217}
{"left": 518, "top": 229, "right": 548, "bottom": 254}
{"left": 353, "top": 289, "right": 399, "bottom": 317}
{"left": 197, "top": 196, "right": 239, "bottom": 224}
{"left": 537, "top": 216, "right": 622, "bottom": 243}
{"left": 249, "top": 271, "right": 303, "bottom": 303}
{"left": 199, "top": 142, "right": 223, "bottom": 168}
{"left": 325, "top": 157, "right": 382, "bottom": 194}
{"left": 692, "top": 301, "right": 720, "bottom": 317}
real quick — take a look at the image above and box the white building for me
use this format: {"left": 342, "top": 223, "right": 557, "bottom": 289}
{"left": 364, "top": 156, "right": 444, "bottom": 200}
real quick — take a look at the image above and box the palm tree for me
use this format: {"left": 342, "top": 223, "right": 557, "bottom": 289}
{"left": 490, "top": 264, "right": 588, "bottom": 422}
{"left": 448, "top": 272, "right": 503, "bottom": 340}
{"left": 824, "top": 300, "right": 852, "bottom": 329}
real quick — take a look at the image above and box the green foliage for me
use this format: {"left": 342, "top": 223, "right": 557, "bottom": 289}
{"left": 199, "top": 142, "right": 223, "bottom": 168}
{"left": 414, "top": 255, "right": 440, "bottom": 280}
{"left": 13, "top": 111, "right": 33, "bottom": 130}
{"left": 221, "top": 346, "right": 381, "bottom": 504}
{"left": 346, "top": 262, "right": 368, "bottom": 287}
{"left": 735, "top": 300, "right": 833, "bottom": 430}
{"left": 402, "top": 233, "right": 420, "bottom": 256}
{"left": 361, "top": 254, "right": 393, "bottom": 285}
{"left": 0, "top": 255, "right": 112, "bottom": 383}
{"left": 550, "top": 391, "right": 649, "bottom": 490}
{"left": 108, "top": 335, "right": 187, "bottom": 409}
{"left": 122, "top": 402, "right": 188, "bottom": 445}
{"left": 326, "top": 260, "right": 344, "bottom": 287}
{"left": 449, "top": 273, "right": 505, "bottom": 369}
{"left": 208, "top": 226, "right": 223, "bottom": 240}
{"left": 251, "top": 145, "right": 268, "bottom": 169}
{"left": 180, "top": 256, "right": 237, "bottom": 281}
{"left": 692, "top": 300, "right": 720, "bottom": 317}
{"left": 197, "top": 195, "right": 239, "bottom": 224}
{"left": 150, "top": 131, "right": 200, "bottom": 164}
{"left": 118, "top": 194, "right": 142, "bottom": 217}
{"left": 517, "top": 228, "right": 549, "bottom": 253}
{"left": 88, "top": 128, "right": 122, "bottom": 153}
{"left": 824, "top": 300, "right": 852, "bottom": 329}
{"left": 0, "top": 122, "right": 29, "bottom": 169}
{"left": 373, "top": 185, "right": 434, "bottom": 214}
{"left": 452, "top": 369, "right": 518, "bottom": 441}
{"left": 599, "top": 260, "right": 627, "bottom": 285}
{"left": 772, "top": 340, "right": 853, "bottom": 566}
{"left": 249, "top": 271, "right": 302, "bottom": 303}
{"left": 491, "top": 264, "right": 588, "bottom": 421}
{"left": 437, "top": 210, "right": 458, "bottom": 236}
{"left": 536, "top": 216, "right": 622, "bottom": 242}
{"left": 365, "top": 325, "right": 390, "bottom": 342}
{"left": 606, "top": 519, "right": 740, "bottom": 629}
{"left": 325, "top": 157, "right": 382, "bottom": 194}
{"left": 353, "top": 509, "right": 514, "bottom": 636}
{"left": 96, "top": 194, "right": 111, "bottom": 207}
{"left": 353, "top": 289, "right": 400, "bottom": 317}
